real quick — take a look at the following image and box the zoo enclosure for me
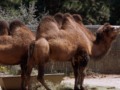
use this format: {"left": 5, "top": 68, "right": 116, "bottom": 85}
{"left": 29, "top": 25, "right": 120, "bottom": 74}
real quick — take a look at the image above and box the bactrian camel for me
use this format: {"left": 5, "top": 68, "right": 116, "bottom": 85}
{"left": 0, "top": 20, "right": 35, "bottom": 90}
{"left": 25, "top": 13, "right": 120, "bottom": 90}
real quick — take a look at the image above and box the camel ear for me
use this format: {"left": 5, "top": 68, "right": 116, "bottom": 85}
{"left": 73, "top": 14, "right": 82, "bottom": 22}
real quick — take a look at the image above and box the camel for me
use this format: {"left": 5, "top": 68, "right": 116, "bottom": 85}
{"left": 25, "top": 13, "right": 120, "bottom": 90}
{"left": 0, "top": 20, "right": 35, "bottom": 90}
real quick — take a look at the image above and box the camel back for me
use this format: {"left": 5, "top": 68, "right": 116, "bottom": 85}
{"left": 0, "top": 21, "right": 9, "bottom": 35}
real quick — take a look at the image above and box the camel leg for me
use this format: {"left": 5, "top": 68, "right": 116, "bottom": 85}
{"left": 24, "top": 58, "right": 34, "bottom": 90}
{"left": 37, "top": 64, "right": 51, "bottom": 90}
{"left": 21, "top": 63, "right": 27, "bottom": 90}
{"left": 77, "top": 53, "right": 90, "bottom": 90}
{"left": 77, "top": 67, "right": 85, "bottom": 90}
{"left": 72, "top": 61, "right": 79, "bottom": 90}
{"left": 72, "top": 52, "right": 90, "bottom": 90}
{"left": 20, "top": 58, "right": 28, "bottom": 90}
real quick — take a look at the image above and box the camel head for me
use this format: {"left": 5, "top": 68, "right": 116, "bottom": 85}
{"left": 0, "top": 20, "right": 9, "bottom": 35}
{"left": 96, "top": 23, "right": 120, "bottom": 43}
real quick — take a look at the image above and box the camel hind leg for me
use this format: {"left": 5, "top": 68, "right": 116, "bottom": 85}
{"left": 37, "top": 64, "right": 51, "bottom": 90}
{"left": 25, "top": 38, "right": 50, "bottom": 90}
{"left": 35, "top": 38, "right": 50, "bottom": 90}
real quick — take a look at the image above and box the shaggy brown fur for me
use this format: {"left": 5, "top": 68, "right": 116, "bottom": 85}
{"left": 26, "top": 13, "right": 120, "bottom": 90}
{"left": 0, "top": 20, "right": 35, "bottom": 90}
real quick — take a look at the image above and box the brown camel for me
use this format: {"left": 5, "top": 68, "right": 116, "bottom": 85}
{"left": 25, "top": 13, "right": 120, "bottom": 90}
{"left": 0, "top": 20, "right": 35, "bottom": 90}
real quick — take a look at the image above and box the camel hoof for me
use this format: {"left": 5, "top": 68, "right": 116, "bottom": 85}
{"left": 47, "top": 89, "right": 51, "bottom": 90}
{"left": 74, "top": 86, "right": 84, "bottom": 90}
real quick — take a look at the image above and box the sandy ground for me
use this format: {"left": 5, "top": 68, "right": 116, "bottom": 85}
{"left": 61, "top": 74, "right": 120, "bottom": 90}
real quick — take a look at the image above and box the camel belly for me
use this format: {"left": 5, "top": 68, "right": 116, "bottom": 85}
{"left": 0, "top": 54, "right": 22, "bottom": 65}
{"left": 49, "top": 39, "right": 77, "bottom": 61}
{"left": 0, "top": 46, "right": 26, "bottom": 65}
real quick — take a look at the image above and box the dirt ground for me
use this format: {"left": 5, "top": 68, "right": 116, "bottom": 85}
{"left": 61, "top": 74, "right": 120, "bottom": 90}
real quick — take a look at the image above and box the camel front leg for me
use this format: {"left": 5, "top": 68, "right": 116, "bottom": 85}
{"left": 24, "top": 58, "right": 34, "bottom": 90}
{"left": 77, "top": 67, "right": 86, "bottom": 90}
{"left": 20, "top": 59, "right": 28, "bottom": 90}
{"left": 72, "top": 59, "right": 80, "bottom": 90}
{"left": 72, "top": 51, "right": 90, "bottom": 90}
{"left": 77, "top": 53, "right": 90, "bottom": 90}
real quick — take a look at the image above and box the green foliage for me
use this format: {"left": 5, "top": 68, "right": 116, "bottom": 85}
{"left": 0, "top": 66, "right": 8, "bottom": 73}
{"left": 109, "top": 0, "right": 120, "bottom": 24}
{"left": 62, "top": 0, "right": 110, "bottom": 24}
{"left": 0, "top": 66, "right": 17, "bottom": 75}
{"left": 0, "top": 2, "right": 38, "bottom": 25}
{"left": 0, "top": 0, "right": 120, "bottom": 24}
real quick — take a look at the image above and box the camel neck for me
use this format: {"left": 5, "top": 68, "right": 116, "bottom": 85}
{"left": 91, "top": 36, "right": 112, "bottom": 59}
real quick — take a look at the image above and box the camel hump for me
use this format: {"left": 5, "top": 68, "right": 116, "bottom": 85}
{"left": 41, "top": 15, "right": 56, "bottom": 23}
{"left": 9, "top": 20, "right": 25, "bottom": 34}
{"left": 63, "top": 13, "right": 74, "bottom": 22}
{"left": 61, "top": 13, "right": 76, "bottom": 29}
{"left": 73, "top": 14, "right": 82, "bottom": 22}
{"left": 38, "top": 15, "right": 58, "bottom": 32}
{"left": 0, "top": 20, "right": 9, "bottom": 35}
{"left": 64, "top": 13, "right": 72, "bottom": 17}
{"left": 54, "top": 13, "right": 64, "bottom": 28}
